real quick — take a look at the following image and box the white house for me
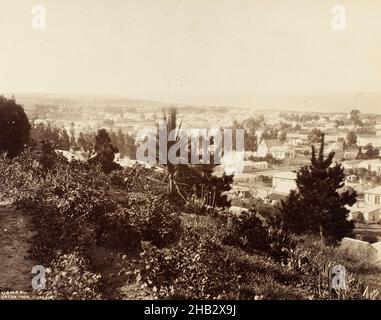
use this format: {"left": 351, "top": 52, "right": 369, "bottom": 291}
{"left": 257, "top": 139, "right": 295, "bottom": 160}
{"left": 358, "top": 159, "right": 381, "bottom": 175}
{"left": 357, "top": 135, "right": 381, "bottom": 148}
{"left": 244, "top": 160, "right": 269, "bottom": 171}
{"left": 272, "top": 171, "right": 297, "bottom": 194}
{"left": 348, "top": 186, "right": 381, "bottom": 223}
{"left": 365, "top": 186, "right": 381, "bottom": 206}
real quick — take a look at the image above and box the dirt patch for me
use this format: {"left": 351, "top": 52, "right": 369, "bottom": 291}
{"left": 0, "top": 202, "right": 38, "bottom": 298}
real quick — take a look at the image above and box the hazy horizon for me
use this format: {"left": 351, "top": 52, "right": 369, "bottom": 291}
{"left": 5, "top": 91, "right": 379, "bottom": 115}
{"left": 1, "top": 0, "right": 380, "bottom": 113}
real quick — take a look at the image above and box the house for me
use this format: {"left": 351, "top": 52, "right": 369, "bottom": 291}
{"left": 357, "top": 135, "right": 381, "bottom": 148}
{"left": 372, "top": 241, "right": 381, "bottom": 264}
{"left": 257, "top": 139, "right": 282, "bottom": 157}
{"left": 358, "top": 159, "right": 381, "bottom": 175}
{"left": 226, "top": 186, "right": 252, "bottom": 205}
{"left": 55, "top": 149, "right": 86, "bottom": 162}
{"left": 328, "top": 139, "right": 345, "bottom": 151}
{"left": 348, "top": 186, "right": 381, "bottom": 223}
{"left": 365, "top": 186, "right": 381, "bottom": 206}
{"left": 349, "top": 203, "right": 381, "bottom": 223}
{"left": 272, "top": 171, "right": 297, "bottom": 194}
{"left": 244, "top": 160, "right": 269, "bottom": 171}
{"left": 341, "top": 160, "right": 363, "bottom": 170}
{"left": 264, "top": 192, "right": 288, "bottom": 206}
{"left": 257, "top": 139, "right": 295, "bottom": 159}
{"left": 286, "top": 133, "right": 308, "bottom": 146}
{"left": 344, "top": 147, "right": 360, "bottom": 160}
{"left": 263, "top": 171, "right": 297, "bottom": 206}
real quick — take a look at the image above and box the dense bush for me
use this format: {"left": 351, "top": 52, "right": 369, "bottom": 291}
{"left": 40, "top": 252, "right": 102, "bottom": 300}
{"left": 128, "top": 235, "right": 246, "bottom": 299}
{"left": 0, "top": 97, "right": 30, "bottom": 157}
{"left": 223, "top": 209, "right": 270, "bottom": 253}
{"left": 97, "top": 206, "right": 141, "bottom": 251}
{"left": 108, "top": 165, "right": 165, "bottom": 194}
{"left": 128, "top": 195, "right": 182, "bottom": 248}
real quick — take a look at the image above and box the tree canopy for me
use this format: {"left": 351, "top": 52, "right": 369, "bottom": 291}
{"left": 0, "top": 96, "right": 30, "bottom": 157}
{"left": 281, "top": 134, "right": 356, "bottom": 245}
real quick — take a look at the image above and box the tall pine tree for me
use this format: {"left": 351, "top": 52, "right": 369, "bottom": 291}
{"left": 280, "top": 134, "right": 356, "bottom": 245}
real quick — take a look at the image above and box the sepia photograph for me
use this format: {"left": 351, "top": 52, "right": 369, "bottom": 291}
{"left": 0, "top": 0, "right": 381, "bottom": 308}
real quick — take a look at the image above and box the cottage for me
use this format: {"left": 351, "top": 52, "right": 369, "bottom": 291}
{"left": 257, "top": 139, "right": 295, "bottom": 159}
{"left": 357, "top": 135, "right": 381, "bottom": 148}
{"left": 244, "top": 160, "right": 269, "bottom": 171}
{"left": 344, "top": 147, "right": 360, "bottom": 160}
{"left": 358, "top": 159, "right": 381, "bottom": 175}
{"left": 372, "top": 241, "right": 381, "bottom": 264}
{"left": 272, "top": 171, "right": 297, "bottom": 194}
{"left": 263, "top": 171, "right": 297, "bottom": 206}
{"left": 264, "top": 192, "right": 288, "bottom": 206}
{"left": 286, "top": 133, "right": 308, "bottom": 146}
{"left": 226, "top": 186, "right": 252, "bottom": 202}
{"left": 348, "top": 186, "right": 381, "bottom": 223}
{"left": 365, "top": 186, "right": 381, "bottom": 205}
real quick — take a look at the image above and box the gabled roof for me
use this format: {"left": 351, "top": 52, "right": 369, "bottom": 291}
{"left": 265, "top": 193, "right": 288, "bottom": 201}
{"left": 272, "top": 171, "right": 297, "bottom": 180}
{"left": 372, "top": 241, "right": 381, "bottom": 251}
{"left": 365, "top": 186, "right": 381, "bottom": 195}
{"left": 262, "top": 139, "right": 283, "bottom": 148}
{"left": 345, "top": 147, "right": 360, "bottom": 153}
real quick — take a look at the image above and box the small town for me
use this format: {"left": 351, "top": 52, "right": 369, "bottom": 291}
{"left": 11, "top": 93, "right": 381, "bottom": 255}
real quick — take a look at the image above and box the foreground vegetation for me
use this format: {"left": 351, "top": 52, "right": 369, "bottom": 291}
{"left": 0, "top": 143, "right": 380, "bottom": 300}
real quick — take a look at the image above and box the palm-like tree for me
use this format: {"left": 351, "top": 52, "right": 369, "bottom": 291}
{"left": 158, "top": 107, "right": 233, "bottom": 208}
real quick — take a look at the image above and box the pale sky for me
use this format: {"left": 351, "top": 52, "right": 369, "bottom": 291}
{"left": 0, "top": 0, "right": 380, "bottom": 111}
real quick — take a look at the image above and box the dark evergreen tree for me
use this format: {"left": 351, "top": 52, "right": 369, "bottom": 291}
{"left": 89, "top": 129, "right": 121, "bottom": 174}
{"left": 281, "top": 134, "right": 356, "bottom": 245}
{"left": 346, "top": 131, "right": 357, "bottom": 147}
{"left": 0, "top": 96, "right": 30, "bottom": 157}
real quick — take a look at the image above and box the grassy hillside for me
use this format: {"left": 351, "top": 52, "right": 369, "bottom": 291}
{"left": 0, "top": 143, "right": 380, "bottom": 300}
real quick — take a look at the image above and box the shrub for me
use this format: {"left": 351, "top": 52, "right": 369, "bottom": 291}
{"left": 97, "top": 206, "right": 141, "bottom": 251}
{"left": 223, "top": 209, "right": 270, "bottom": 253}
{"left": 128, "top": 195, "right": 182, "bottom": 248}
{"left": 130, "top": 235, "right": 245, "bottom": 299}
{"left": 0, "top": 97, "right": 30, "bottom": 157}
{"left": 40, "top": 252, "right": 101, "bottom": 300}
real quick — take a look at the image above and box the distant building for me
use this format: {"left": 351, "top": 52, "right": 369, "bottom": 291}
{"left": 286, "top": 133, "right": 308, "bottom": 146}
{"left": 244, "top": 160, "right": 269, "bottom": 171}
{"left": 272, "top": 171, "right": 297, "bottom": 194}
{"left": 264, "top": 171, "right": 297, "bottom": 206}
{"left": 358, "top": 159, "right": 381, "bottom": 175}
{"left": 348, "top": 186, "right": 381, "bottom": 223}
{"left": 257, "top": 139, "right": 295, "bottom": 159}
{"left": 264, "top": 192, "right": 288, "bottom": 206}
{"left": 365, "top": 186, "right": 381, "bottom": 206}
{"left": 341, "top": 160, "right": 363, "bottom": 170}
{"left": 344, "top": 147, "right": 360, "bottom": 160}
{"left": 226, "top": 186, "right": 252, "bottom": 205}
{"left": 55, "top": 149, "right": 86, "bottom": 162}
{"left": 357, "top": 135, "right": 381, "bottom": 148}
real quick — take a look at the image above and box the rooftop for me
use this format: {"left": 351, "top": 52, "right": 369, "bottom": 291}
{"left": 272, "top": 171, "right": 297, "bottom": 180}
{"left": 265, "top": 192, "right": 288, "bottom": 201}
{"left": 365, "top": 186, "right": 381, "bottom": 195}
{"left": 262, "top": 139, "right": 283, "bottom": 148}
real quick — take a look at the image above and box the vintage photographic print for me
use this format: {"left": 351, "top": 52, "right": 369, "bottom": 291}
{"left": 0, "top": 0, "right": 381, "bottom": 305}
